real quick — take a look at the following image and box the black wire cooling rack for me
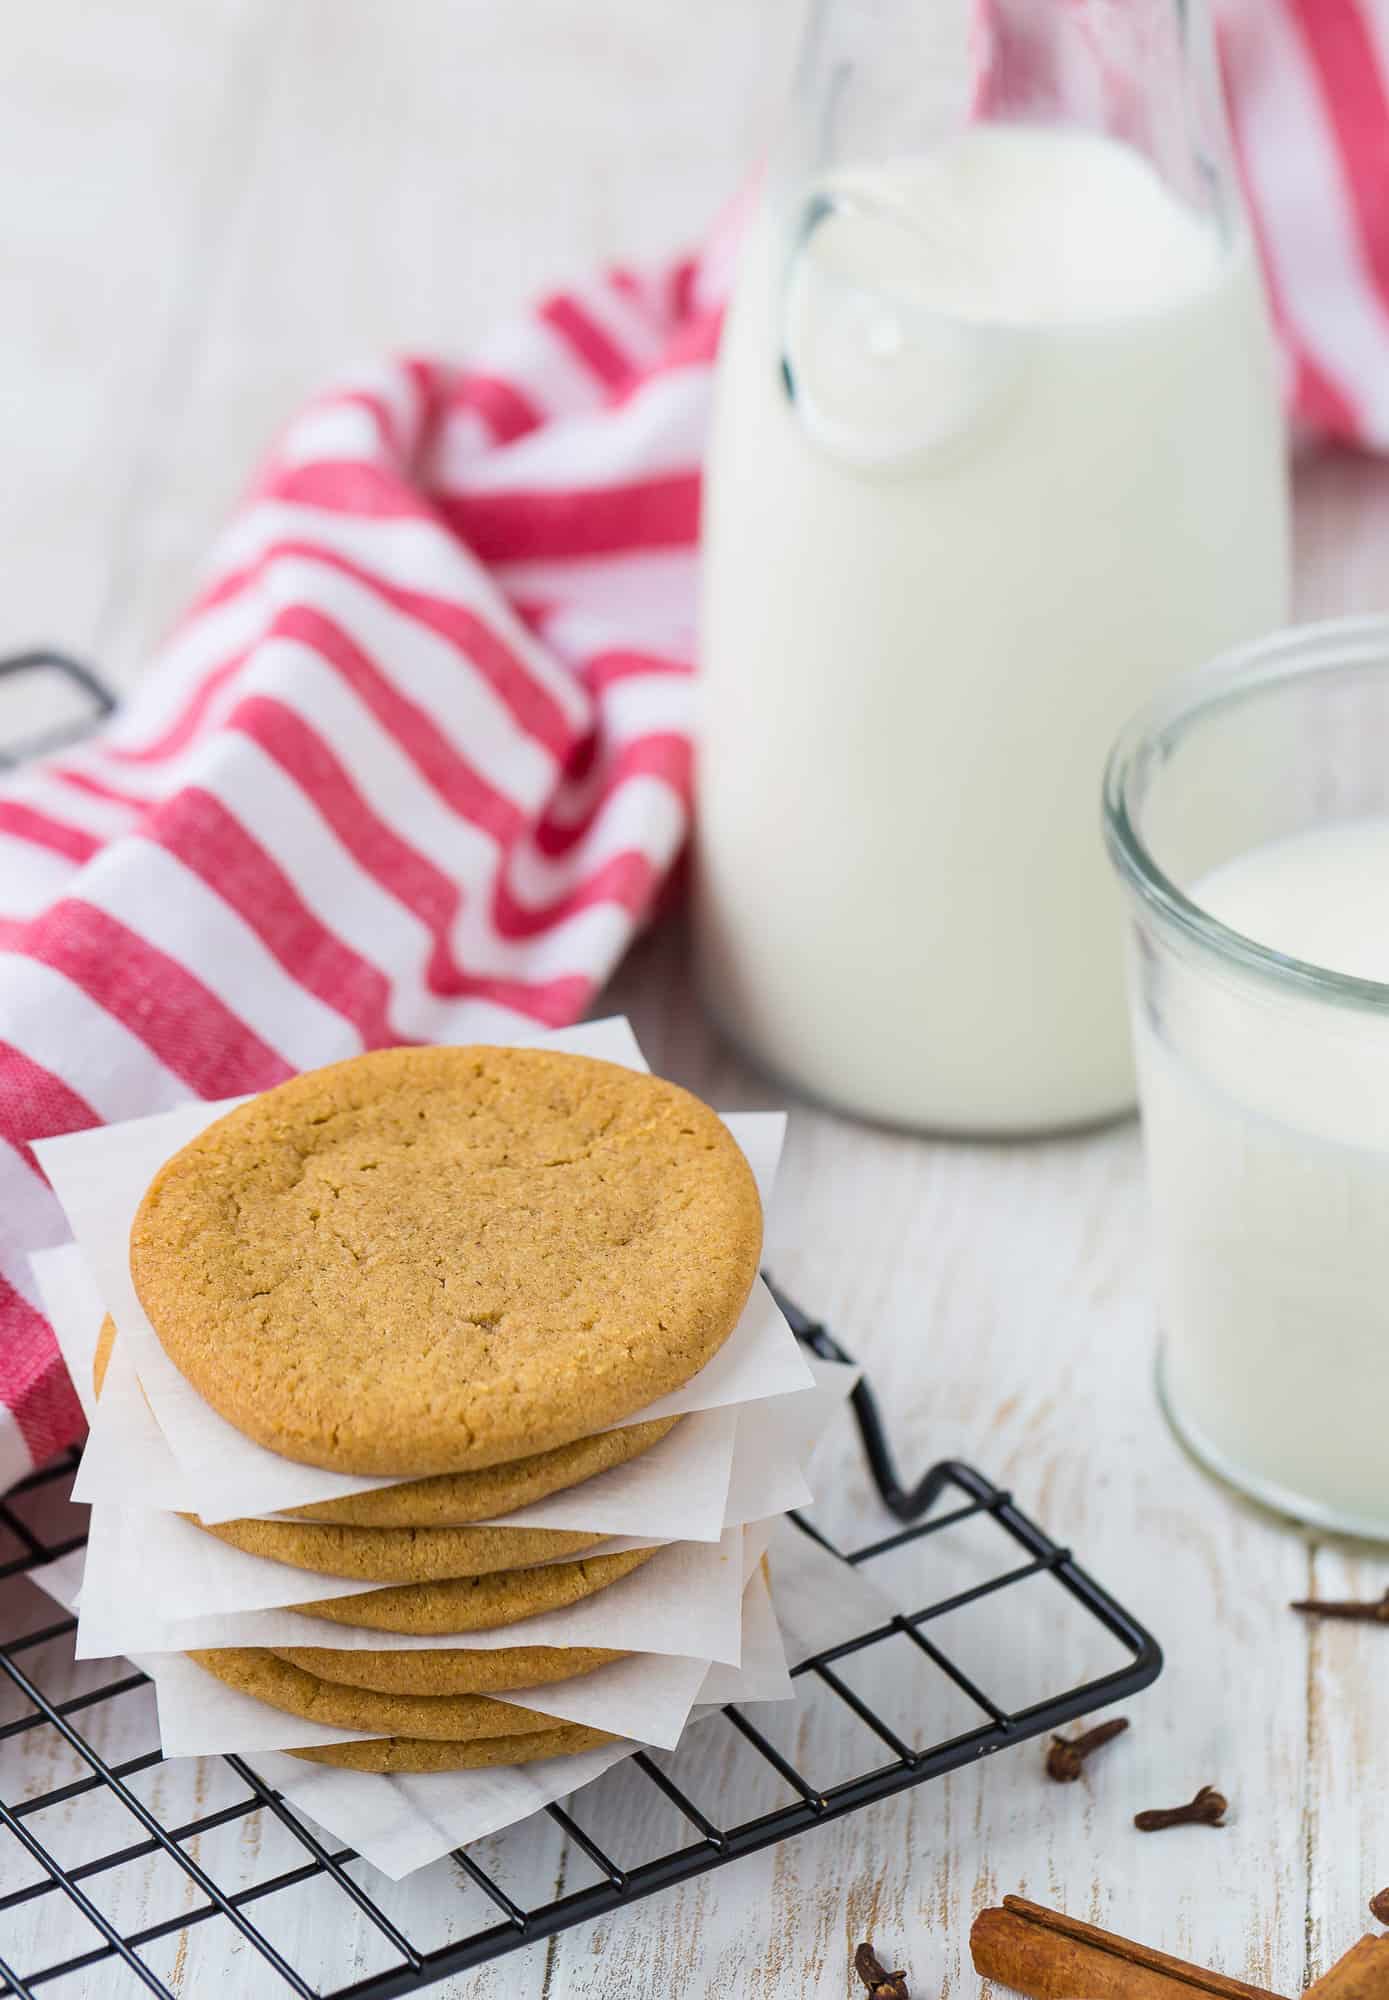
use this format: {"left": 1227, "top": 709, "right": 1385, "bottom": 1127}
{"left": 0, "top": 650, "right": 116, "bottom": 771}
{"left": 0, "top": 1300, "right": 1163, "bottom": 2000}
{"left": 0, "top": 652, "right": 1164, "bottom": 1999}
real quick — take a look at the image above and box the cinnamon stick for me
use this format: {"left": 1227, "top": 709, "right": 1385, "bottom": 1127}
{"left": 972, "top": 1901, "right": 1389, "bottom": 2000}
{"left": 970, "top": 1897, "right": 1284, "bottom": 2000}
{"left": 1303, "top": 1936, "right": 1389, "bottom": 1998}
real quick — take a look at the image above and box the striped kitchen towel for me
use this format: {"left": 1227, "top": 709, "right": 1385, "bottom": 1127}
{"left": 1, "top": 1, "right": 1386, "bottom": 1487}
{"left": 1221, "top": 0, "right": 1389, "bottom": 442}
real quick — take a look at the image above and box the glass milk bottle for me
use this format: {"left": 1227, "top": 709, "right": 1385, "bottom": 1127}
{"left": 695, "top": 0, "right": 1290, "bottom": 1133}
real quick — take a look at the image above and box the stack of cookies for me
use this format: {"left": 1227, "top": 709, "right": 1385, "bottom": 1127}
{"left": 96, "top": 1043, "right": 767, "bottom": 1773}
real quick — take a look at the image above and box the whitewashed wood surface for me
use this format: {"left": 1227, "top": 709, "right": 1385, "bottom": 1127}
{"left": 1, "top": 4, "right": 1387, "bottom": 1996}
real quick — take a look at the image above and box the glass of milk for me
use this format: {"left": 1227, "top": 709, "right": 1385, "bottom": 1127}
{"left": 696, "top": 0, "right": 1289, "bottom": 1134}
{"left": 1105, "top": 619, "right": 1389, "bottom": 1541}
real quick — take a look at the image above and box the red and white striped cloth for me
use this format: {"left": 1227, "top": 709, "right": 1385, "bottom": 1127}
{"left": 2, "top": 2, "right": 1387, "bottom": 1489}
{"left": 1223, "top": 0, "right": 1389, "bottom": 442}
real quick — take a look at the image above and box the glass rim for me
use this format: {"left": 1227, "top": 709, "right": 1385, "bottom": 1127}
{"left": 1102, "top": 614, "right": 1389, "bottom": 1012}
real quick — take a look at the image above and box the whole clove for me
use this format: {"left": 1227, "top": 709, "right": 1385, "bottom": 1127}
{"left": 1045, "top": 1715, "right": 1130, "bottom": 1782}
{"left": 1371, "top": 1887, "right": 1389, "bottom": 1927}
{"left": 1134, "top": 1785, "right": 1228, "bottom": 1833}
{"left": 1290, "top": 1588, "right": 1389, "bottom": 1625}
{"left": 853, "top": 1941, "right": 910, "bottom": 2000}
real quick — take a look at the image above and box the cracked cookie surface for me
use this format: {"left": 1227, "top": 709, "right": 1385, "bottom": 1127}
{"left": 129, "top": 1045, "right": 762, "bottom": 1476}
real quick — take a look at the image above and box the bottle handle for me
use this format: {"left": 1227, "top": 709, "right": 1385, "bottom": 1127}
{"left": 777, "top": 176, "right": 1027, "bottom": 470}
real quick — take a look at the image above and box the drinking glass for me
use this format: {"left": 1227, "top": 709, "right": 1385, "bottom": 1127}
{"left": 1105, "top": 618, "right": 1389, "bottom": 1540}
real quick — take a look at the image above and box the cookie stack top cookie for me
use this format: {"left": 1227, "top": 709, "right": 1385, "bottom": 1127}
{"left": 129, "top": 1045, "right": 763, "bottom": 1476}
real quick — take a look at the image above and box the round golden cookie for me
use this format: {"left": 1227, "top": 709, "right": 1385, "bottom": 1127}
{"left": 188, "top": 1513, "right": 601, "bottom": 1583}
{"left": 271, "top": 1643, "right": 623, "bottom": 1697}
{"left": 187, "top": 1647, "right": 561, "bottom": 1742}
{"left": 293, "top": 1545, "right": 658, "bottom": 1635}
{"left": 94, "top": 1318, "right": 679, "bottom": 1530}
{"left": 286, "top": 1724, "right": 614, "bottom": 1772}
{"left": 281, "top": 1417, "right": 679, "bottom": 1527}
{"left": 129, "top": 1045, "right": 762, "bottom": 1477}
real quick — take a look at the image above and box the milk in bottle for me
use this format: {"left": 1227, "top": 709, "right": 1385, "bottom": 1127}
{"left": 696, "top": 10, "right": 1289, "bottom": 1133}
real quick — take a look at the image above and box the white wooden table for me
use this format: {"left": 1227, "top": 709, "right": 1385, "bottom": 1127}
{"left": 1, "top": 5, "right": 1386, "bottom": 1995}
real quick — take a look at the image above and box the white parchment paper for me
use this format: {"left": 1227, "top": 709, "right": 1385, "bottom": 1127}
{"left": 41, "top": 1246, "right": 744, "bottom": 1542}
{"left": 29, "top": 1241, "right": 852, "bottom": 1680}
{"left": 68, "top": 1366, "right": 847, "bottom": 1653}
{"left": 150, "top": 1634, "right": 719, "bottom": 1759}
{"left": 20, "top": 1020, "right": 883, "bottom": 1883}
{"left": 36, "top": 1016, "right": 809, "bottom": 1522}
{"left": 27, "top": 1432, "right": 869, "bottom": 1881}
{"left": 69, "top": 1373, "right": 833, "bottom": 1637}
{"left": 76, "top": 1521, "right": 749, "bottom": 1664}
{"left": 242, "top": 1530, "right": 871, "bottom": 1881}
{"left": 31, "top": 1552, "right": 796, "bottom": 1876}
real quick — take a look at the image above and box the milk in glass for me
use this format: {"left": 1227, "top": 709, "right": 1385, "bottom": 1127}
{"left": 1137, "top": 817, "right": 1389, "bottom": 1535}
